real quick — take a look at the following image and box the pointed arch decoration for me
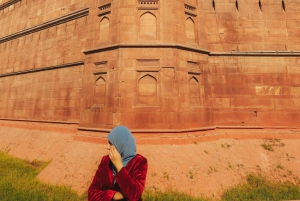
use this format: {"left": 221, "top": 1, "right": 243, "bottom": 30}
{"left": 94, "top": 76, "right": 106, "bottom": 105}
{"left": 99, "top": 17, "right": 110, "bottom": 43}
{"left": 189, "top": 76, "right": 200, "bottom": 105}
{"left": 185, "top": 17, "right": 196, "bottom": 43}
{"left": 139, "top": 12, "right": 157, "bottom": 39}
{"left": 138, "top": 74, "right": 157, "bottom": 105}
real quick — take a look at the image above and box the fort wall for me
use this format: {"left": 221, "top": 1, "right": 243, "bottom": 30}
{"left": 203, "top": 0, "right": 300, "bottom": 51}
{"left": 1, "top": 0, "right": 300, "bottom": 132}
{"left": 209, "top": 55, "right": 300, "bottom": 127}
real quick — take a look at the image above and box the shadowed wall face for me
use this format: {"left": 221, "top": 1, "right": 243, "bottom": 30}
{"left": 0, "top": 65, "right": 83, "bottom": 122}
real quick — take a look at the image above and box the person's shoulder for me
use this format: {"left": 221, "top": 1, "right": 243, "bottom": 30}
{"left": 99, "top": 155, "right": 110, "bottom": 165}
{"left": 135, "top": 154, "right": 147, "bottom": 163}
{"left": 102, "top": 155, "right": 110, "bottom": 160}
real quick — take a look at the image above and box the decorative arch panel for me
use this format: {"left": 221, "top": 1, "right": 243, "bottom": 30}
{"left": 139, "top": 12, "right": 157, "bottom": 39}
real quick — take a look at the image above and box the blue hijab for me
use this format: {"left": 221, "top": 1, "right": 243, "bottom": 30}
{"left": 107, "top": 125, "right": 136, "bottom": 168}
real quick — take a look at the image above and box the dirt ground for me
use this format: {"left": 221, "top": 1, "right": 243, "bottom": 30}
{"left": 0, "top": 121, "right": 299, "bottom": 199}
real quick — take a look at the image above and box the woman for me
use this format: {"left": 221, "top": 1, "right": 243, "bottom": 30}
{"left": 88, "top": 126, "right": 148, "bottom": 201}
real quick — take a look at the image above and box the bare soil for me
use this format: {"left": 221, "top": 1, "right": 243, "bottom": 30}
{"left": 0, "top": 122, "right": 299, "bottom": 199}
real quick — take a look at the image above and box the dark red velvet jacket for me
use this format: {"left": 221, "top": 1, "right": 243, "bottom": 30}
{"left": 88, "top": 154, "right": 147, "bottom": 201}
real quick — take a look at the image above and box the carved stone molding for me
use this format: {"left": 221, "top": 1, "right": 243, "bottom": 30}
{"left": 94, "top": 73, "right": 107, "bottom": 80}
{"left": 187, "top": 61, "right": 201, "bottom": 75}
{"left": 98, "top": 3, "right": 111, "bottom": 16}
{"left": 93, "top": 61, "right": 108, "bottom": 74}
{"left": 137, "top": 0, "right": 159, "bottom": 10}
{"left": 185, "top": 3, "right": 197, "bottom": 17}
{"left": 0, "top": 8, "right": 89, "bottom": 44}
{"left": 94, "top": 61, "right": 108, "bottom": 68}
{"left": 0, "top": 61, "right": 84, "bottom": 78}
{"left": 83, "top": 43, "right": 210, "bottom": 55}
{"left": 0, "top": 0, "right": 21, "bottom": 11}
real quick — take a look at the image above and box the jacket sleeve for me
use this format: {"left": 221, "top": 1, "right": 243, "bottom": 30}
{"left": 115, "top": 157, "right": 148, "bottom": 201}
{"left": 88, "top": 157, "right": 116, "bottom": 201}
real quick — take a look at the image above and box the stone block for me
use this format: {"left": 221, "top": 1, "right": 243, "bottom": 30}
{"left": 291, "top": 87, "right": 300, "bottom": 97}
{"left": 231, "top": 98, "right": 274, "bottom": 109}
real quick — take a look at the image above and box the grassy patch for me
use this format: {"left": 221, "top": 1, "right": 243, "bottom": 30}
{"left": 261, "top": 138, "right": 285, "bottom": 152}
{"left": 143, "top": 189, "right": 209, "bottom": 201}
{"left": 221, "top": 173, "right": 300, "bottom": 201}
{"left": 0, "top": 152, "right": 86, "bottom": 201}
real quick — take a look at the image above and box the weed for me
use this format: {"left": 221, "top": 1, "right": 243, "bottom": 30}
{"left": 227, "top": 162, "right": 233, "bottom": 169}
{"left": 204, "top": 150, "right": 209, "bottom": 154}
{"left": 256, "top": 165, "right": 262, "bottom": 171}
{"left": 262, "top": 143, "right": 274, "bottom": 151}
{"left": 261, "top": 138, "right": 285, "bottom": 152}
{"left": 277, "top": 164, "right": 284, "bottom": 169}
{"left": 286, "top": 153, "right": 295, "bottom": 161}
{"left": 221, "top": 143, "right": 232, "bottom": 149}
{"left": 151, "top": 172, "right": 157, "bottom": 177}
{"left": 193, "top": 141, "right": 198, "bottom": 145}
{"left": 3, "top": 146, "right": 11, "bottom": 153}
{"left": 207, "top": 166, "right": 218, "bottom": 174}
{"left": 163, "top": 172, "right": 169, "bottom": 181}
{"left": 236, "top": 164, "right": 244, "bottom": 168}
{"left": 188, "top": 169, "right": 196, "bottom": 179}
{"left": 25, "top": 159, "right": 50, "bottom": 172}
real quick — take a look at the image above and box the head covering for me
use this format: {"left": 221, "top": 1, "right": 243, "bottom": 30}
{"left": 107, "top": 125, "right": 136, "bottom": 167}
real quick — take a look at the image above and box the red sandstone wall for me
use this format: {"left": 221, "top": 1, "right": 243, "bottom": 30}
{"left": 80, "top": 47, "right": 213, "bottom": 129}
{"left": 0, "top": 65, "right": 83, "bottom": 122}
{"left": 1, "top": 0, "right": 300, "bottom": 129}
{"left": 210, "top": 56, "right": 300, "bottom": 127}
{"left": 203, "top": 1, "right": 300, "bottom": 52}
{"left": 0, "top": 20, "right": 87, "bottom": 74}
{"left": 84, "top": 0, "right": 208, "bottom": 49}
{"left": 0, "top": 0, "right": 87, "bottom": 37}
{"left": 0, "top": 0, "right": 91, "bottom": 122}
{"left": 0, "top": 16, "right": 87, "bottom": 73}
{"left": 80, "top": 0, "right": 213, "bottom": 129}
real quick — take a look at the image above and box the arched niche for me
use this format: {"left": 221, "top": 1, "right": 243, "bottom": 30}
{"left": 185, "top": 17, "right": 196, "bottom": 43}
{"left": 100, "top": 17, "right": 110, "bottom": 43}
{"left": 94, "top": 76, "right": 106, "bottom": 105}
{"left": 138, "top": 74, "right": 157, "bottom": 105}
{"left": 189, "top": 76, "right": 200, "bottom": 105}
{"left": 139, "top": 12, "right": 157, "bottom": 39}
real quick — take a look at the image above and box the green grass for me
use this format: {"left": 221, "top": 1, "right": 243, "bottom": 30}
{"left": 0, "top": 152, "right": 86, "bottom": 201}
{"left": 221, "top": 173, "right": 300, "bottom": 201}
{"left": 143, "top": 189, "right": 209, "bottom": 201}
